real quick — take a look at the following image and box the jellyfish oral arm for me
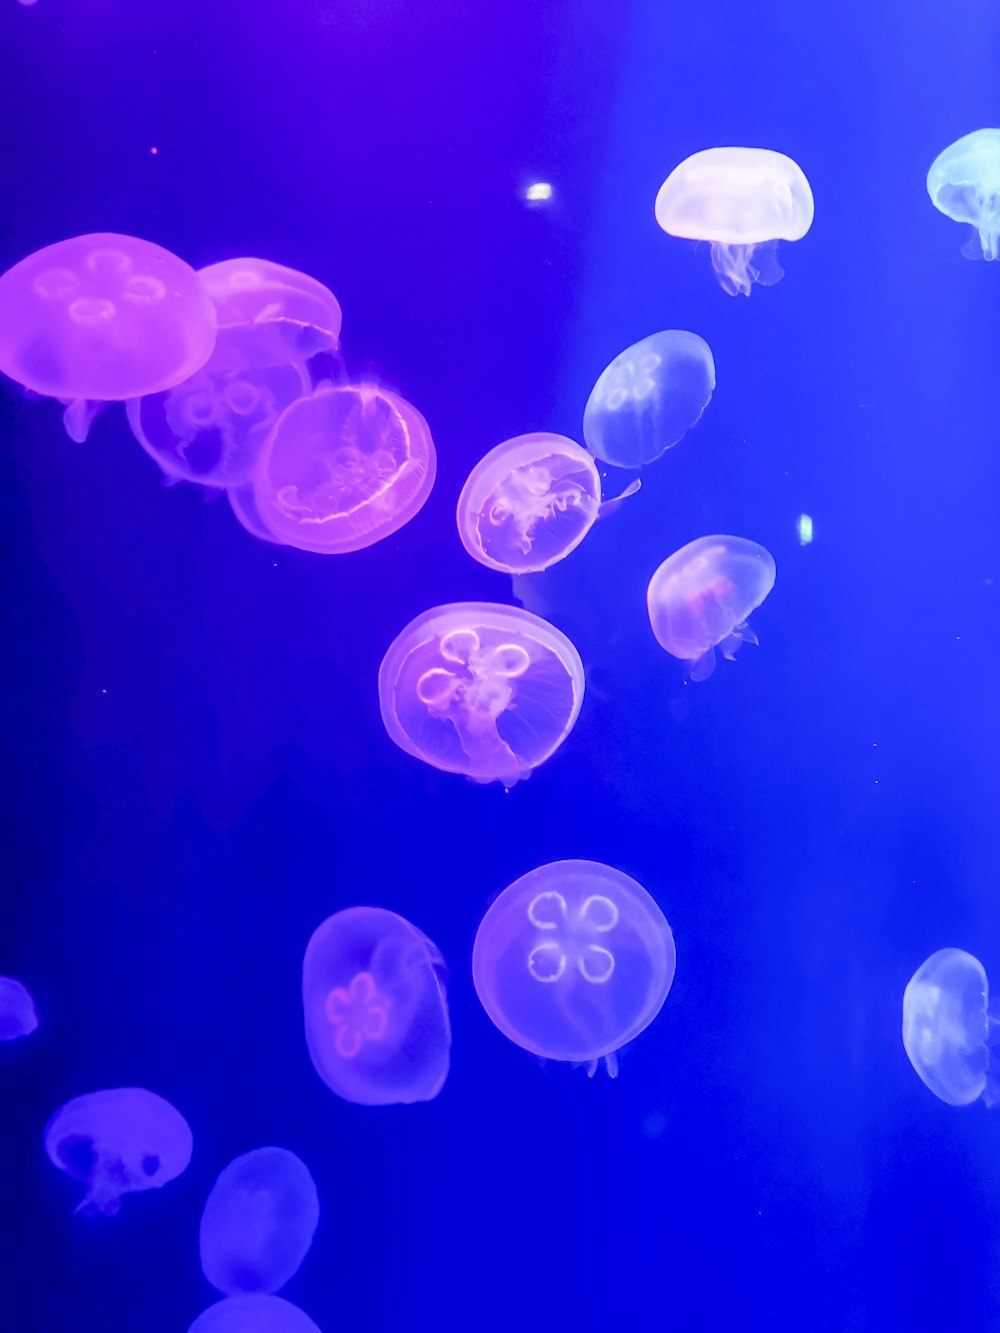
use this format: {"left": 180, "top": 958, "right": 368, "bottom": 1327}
{"left": 709, "top": 239, "right": 784, "bottom": 297}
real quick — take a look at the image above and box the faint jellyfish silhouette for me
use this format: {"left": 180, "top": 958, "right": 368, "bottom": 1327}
{"left": 379, "top": 602, "right": 585, "bottom": 787}
{"left": 189, "top": 1295, "right": 322, "bottom": 1333}
{"left": 927, "top": 130, "right": 1000, "bottom": 260}
{"left": 583, "top": 331, "right": 715, "bottom": 468}
{"left": 228, "top": 480, "right": 282, "bottom": 544}
{"left": 472, "top": 860, "right": 675, "bottom": 1076}
{"left": 647, "top": 535, "right": 776, "bottom": 681}
{"left": 0, "top": 233, "right": 216, "bottom": 440}
{"left": 249, "top": 383, "right": 436, "bottom": 552}
{"left": 44, "top": 1087, "right": 192, "bottom": 1215}
{"left": 200, "top": 1147, "right": 319, "bottom": 1296}
{"left": 199, "top": 257, "right": 342, "bottom": 366}
{"left": 303, "top": 907, "right": 450, "bottom": 1107}
{"left": 902, "top": 948, "right": 1000, "bottom": 1107}
{"left": 655, "top": 148, "right": 814, "bottom": 296}
{"left": 0, "top": 976, "right": 38, "bottom": 1040}
{"left": 456, "top": 432, "right": 601, "bottom": 573}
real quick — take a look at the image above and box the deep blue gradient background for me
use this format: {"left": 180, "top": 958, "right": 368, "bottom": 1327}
{"left": 2, "top": 2, "right": 1000, "bottom": 1330}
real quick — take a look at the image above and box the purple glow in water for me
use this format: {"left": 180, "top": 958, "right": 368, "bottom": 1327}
{"left": 0, "top": 976, "right": 37, "bottom": 1040}
{"left": 188, "top": 1294, "right": 322, "bottom": 1333}
{"left": 303, "top": 907, "right": 450, "bottom": 1107}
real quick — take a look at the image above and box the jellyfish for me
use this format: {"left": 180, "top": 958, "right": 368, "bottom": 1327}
{"left": 200, "top": 1147, "right": 319, "bottom": 1296}
{"left": 198, "top": 257, "right": 342, "bottom": 367}
{"left": 249, "top": 383, "right": 436, "bottom": 553}
{"left": 927, "top": 130, "right": 1000, "bottom": 260}
{"left": 0, "top": 976, "right": 38, "bottom": 1040}
{"left": 654, "top": 148, "right": 814, "bottom": 296}
{"left": 378, "top": 602, "right": 585, "bottom": 786}
{"left": 647, "top": 535, "right": 775, "bottom": 681}
{"left": 44, "top": 1087, "right": 192, "bottom": 1215}
{"left": 582, "top": 331, "right": 715, "bottom": 468}
{"left": 0, "top": 233, "right": 216, "bottom": 441}
{"left": 303, "top": 907, "right": 450, "bottom": 1107}
{"left": 902, "top": 948, "right": 1000, "bottom": 1107}
{"left": 472, "top": 860, "right": 675, "bottom": 1077}
{"left": 189, "top": 1295, "right": 322, "bottom": 1333}
{"left": 456, "top": 433, "right": 602, "bottom": 573}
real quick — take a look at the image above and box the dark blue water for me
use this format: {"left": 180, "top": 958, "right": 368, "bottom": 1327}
{"left": 2, "top": 2, "right": 999, "bottom": 1329}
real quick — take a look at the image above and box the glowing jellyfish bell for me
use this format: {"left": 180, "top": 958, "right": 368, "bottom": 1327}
{"left": 189, "top": 1295, "right": 321, "bottom": 1333}
{"left": 472, "top": 860, "right": 676, "bottom": 1077}
{"left": 378, "top": 602, "right": 585, "bottom": 787}
{"left": 647, "top": 535, "right": 776, "bottom": 681}
{"left": 902, "top": 948, "right": 1000, "bottom": 1107}
{"left": 583, "top": 330, "right": 715, "bottom": 468}
{"left": 199, "top": 257, "right": 342, "bottom": 364}
{"left": 0, "top": 233, "right": 216, "bottom": 441}
{"left": 0, "top": 976, "right": 38, "bottom": 1040}
{"left": 655, "top": 148, "right": 814, "bottom": 296}
{"left": 456, "top": 432, "right": 601, "bottom": 573}
{"left": 303, "top": 906, "right": 451, "bottom": 1107}
{"left": 927, "top": 129, "right": 1000, "bottom": 260}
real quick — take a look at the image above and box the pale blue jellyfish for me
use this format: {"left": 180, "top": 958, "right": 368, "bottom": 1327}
{"left": 0, "top": 976, "right": 37, "bottom": 1039}
{"left": 44, "top": 1087, "right": 192, "bottom": 1215}
{"left": 927, "top": 130, "right": 1000, "bottom": 259}
{"left": 583, "top": 331, "right": 715, "bottom": 468}
{"left": 189, "top": 1295, "right": 322, "bottom": 1333}
{"left": 902, "top": 948, "right": 999, "bottom": 1107}
{"left": 200, "top": 1148, "right": 319, "bottom": 1296}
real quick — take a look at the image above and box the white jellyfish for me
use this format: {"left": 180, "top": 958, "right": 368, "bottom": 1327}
{"left": 902, "top": 948, "right": 999, "bottom": 1107}
{"left": 927, "top": 129, "right": 1000, "bottom": 260}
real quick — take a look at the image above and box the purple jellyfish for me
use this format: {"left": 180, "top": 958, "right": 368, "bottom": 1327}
{"left": 199, "top": 257, "right": 342, "bottom": 365}
{"left": 44, "top": 1087, "right": 192, "bottom": 1215}
{"left": 303, "top": 907, "right": 450, "bottom": 1107}
{"left": 0, "top": 976, "right": 38, "bottom": 1040}
{"left": 378, "top": 602, "right": 585, "bottom": 787}
{"left": 472, "top": 860, "right": 676, "bottom": 1077}
{"left": 647, "top": 535, "right": 776, "bottom": 681}
{"left": 0, "top": 233, "right": 216, "bottom": 441}
{"left": 189, "top": 1295, "right": 322, "bottom": 1333}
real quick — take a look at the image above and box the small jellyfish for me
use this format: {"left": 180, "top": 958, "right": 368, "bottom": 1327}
{"left": 378, "top": 602, "right": 585, "bottom": 787}
{"left": 472, "top": 860, "right": 675, "bottom": 1076}
{"left": 303, "top": 907, "right": 450, "bottom": 1107}
{"left": 655, "top": 148, "right": 814, "bottom": 296}
{"left": 189, "top": 1295, "right": 322, "bottom": 1333}
{"left": 456, "top": 432, "right": 601, "bottom": 573}
{"left": 200, "top": 1147, "right": 319, "bottom": 1296}
{"left": 44, "top": 1087, "right": 192, "bottom": 1215}
{"left": 902, "top": 948, "right": 1000, "bottom": 1107}
{"left": 0, "top": 233, "right": 217, "bottom": 439}
{"left": 250, "top": 383, "right": 436, "bottom": 553}
{"left": 199, "top": 257, "right": 342, "bottom": 365}
{"left": 647, "top": 535, "right": 776, "bottom": 681}
{"left": 582, "top": 331, "right": 715, "bottom": 468}
{"left": 0, "top": 975, "right": 38, "bottom": 1040}
{"left": 927, "top": 130, "right": 1000, "bottom": 260}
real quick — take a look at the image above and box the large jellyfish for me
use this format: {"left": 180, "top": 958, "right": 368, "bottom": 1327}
{"left": 472, "top": 860, "right": 675, "bottom": 1077}
{"left": 583, "top": 331, "right": 715, "bottom": 468}
{"left": 456, "top": 432, "right": 601, "bottom": 573}
{"left": 927, "top": 130, "right": 1000, "bottom": 260}
{"left": 0, "top": 976, "right": 38, "bottom": 1039}
{"left": 44, "top": 1087, "right": 193, "bottom": 1215}
{"left": 200, "top": 1148, "right": 319, "bottom": 1296}
{"left": 902, "top": 948, "right": 999, "bottom": 1107}
{"left": 303, "top": 907, "right": 450, "bottom": 1107}
{"left": 245, "top": 383, "right": 436, "bottom": 553}
{"left": 647, "top": 535, "right": 776, "bottom": 681}
{"left": 378, "top": 602, "right": 585, "bottom": 786}
{"left": 0, "top": 233, "right": 216, "bottom": 440}
{"left": 189, "top": 1295, "right": 322, "bottom": 1333}
{"left": 199, "top": 258, "right": 342, "bottom": 366}
{"left": 655, "top": 148, "right": 814, "bottom": 296}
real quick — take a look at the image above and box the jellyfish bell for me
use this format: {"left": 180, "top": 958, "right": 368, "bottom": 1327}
{"left": 655, "top": 147, "right": 814, "bottom": 296}
{"left": 902, "top": 948, "right": 1000, "bottom": 1108}
{"left": 188, "top": 1295, "right": 322, "bottom": 1333}
{"left": 926, "top": 129, "right": 1000, "bottom": 260}
{"left": 199, "top": 257, "right": 342, "bottom": 365}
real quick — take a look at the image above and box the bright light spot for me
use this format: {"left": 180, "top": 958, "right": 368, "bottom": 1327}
{"left": 149, "top": 147, "right": 159, "bottom": 156}
{"left": 797, "top": 513, "right": 813, "bottom": 545}
{"left": 524, "top": 181, "right": 553, "bottom": 203}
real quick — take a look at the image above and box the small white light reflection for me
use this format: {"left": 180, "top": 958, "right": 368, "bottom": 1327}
{"left": 797, "top": 513, "right": 813, "bottom": 545}
{"left": 524, "top": 181, "right": 553, "bottom": 204}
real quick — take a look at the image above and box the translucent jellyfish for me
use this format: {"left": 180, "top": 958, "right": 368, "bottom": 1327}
{"left": 0, "top": 975, "right": 38, "bottom": 1040}
{"left": 647, "top": 535, "right": 776, "bottom": 681}
{"left": 250, "top": 383, "right": 436, "bottom": 553}
{"left": 902, "top": 948, "right": 1000, "bottom": 1107}
{"left": 0, "top": 233, "right": 216, "bottom": 440}
{"left": 44, "top": 1087, "right": 192, "bottom": 1215}
{"left": 582, "top": 331, "right": 715, "bottom": 468}
{"left": 199, "top": 258, "right": 342, "bottom": 365}
{"left": 927, "top": 130, "right": 1000, "bottom": 260}
{"left": 125, "top": 332, "right": 310, "bottom": 488}
{"left": 189, "top": 1295, "right": 321, "bottom": 1333}
{"left": 456, "top": 432, "right": 601, "bottom": 573}
{"left": 472, "top": 860, "right": 675, "bottom": 1076}
{"left": 378, "top": 602, "right": 585, "bottom": 786}
{"left": 654, "top": 148, "right": 814, "bottom": 296}
{"left": 200, "top": 1147, "right": 319, "bottom": 1296}
{"left": 303, "top": 907, "right": 450, "bottom": 1107}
